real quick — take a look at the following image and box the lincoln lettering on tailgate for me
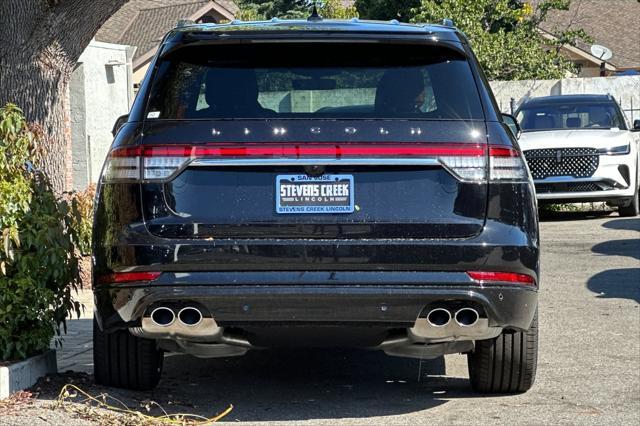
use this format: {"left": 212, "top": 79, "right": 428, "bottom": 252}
{"left": 276, "top": 174, "right": 355, "bottom": 214}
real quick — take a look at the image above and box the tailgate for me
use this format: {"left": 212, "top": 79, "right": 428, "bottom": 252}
{"left": 140, "top": 120, "right": 488, "bottom": 239}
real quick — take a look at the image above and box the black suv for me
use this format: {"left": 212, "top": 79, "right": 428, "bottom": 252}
{"left": 93, "top": 19, "right": 539, "bottom": 393}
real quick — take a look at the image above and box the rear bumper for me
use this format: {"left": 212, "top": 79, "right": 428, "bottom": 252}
{"left": 95, "top": 271, "right": 538, "bottom": 334}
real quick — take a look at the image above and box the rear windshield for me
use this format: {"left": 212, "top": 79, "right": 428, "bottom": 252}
{"left": 517, "top": 101, "right": 626, "bottom": 131}
{"left": 145, "top": 43, "right": 484, "bottom": 120}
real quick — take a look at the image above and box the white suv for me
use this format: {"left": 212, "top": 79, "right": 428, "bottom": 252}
{"left": 516, "top": 94, "right": 640, "bottom": 216}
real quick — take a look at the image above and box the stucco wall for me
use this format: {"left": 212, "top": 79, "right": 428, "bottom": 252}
{"left": 70, "top": 40, "right": 133, "bottom": 190}
{"left": 69, "top": 64, "right": 88, "bottom": 189}
{"left": 259, "top": 88, "right": 376, "bottom": 113}
{"left": 490, "top": 76, "right": 640, "bottom": 124}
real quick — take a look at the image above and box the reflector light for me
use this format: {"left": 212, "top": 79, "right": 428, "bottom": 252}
{"left": 438, "top": 155, "right": 487, "bottom": 181}
{"left": 489, "top": 146, "right": 529, "bottom": 181}
{"left": 143, "top": 156, "right": 186, "bottom": 180}
{"left": 102, "top": 156, "right": 140, "bottom": 181}
{"left": 467, "top": 271, "right": 536, "bottom": 285}
{"left": 101, "top": 143, "right": 529, "bottom": 183}
{"left": 97, "top": 271, "right": 161, "bottom": 285}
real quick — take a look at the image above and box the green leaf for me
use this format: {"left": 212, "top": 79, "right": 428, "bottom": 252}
{"left": 0, "top": 103, "right": 84, "bottom": 361}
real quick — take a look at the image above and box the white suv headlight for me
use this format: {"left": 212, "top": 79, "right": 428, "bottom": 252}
{"left": 598, "top": 144, "right": 630, "bottom": 155}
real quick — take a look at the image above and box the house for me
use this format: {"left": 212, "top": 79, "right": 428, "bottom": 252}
{"left": 539, "top": 0, "right": 640, "bottom": 76}
{"left": 69, "top": 40, "right": 135, "bottom": 190}
{"left": 68, "top": 1, "right": 238, "bottom": 190}
{"left": 95, "top": 0, "right": 238, "bottom": 85}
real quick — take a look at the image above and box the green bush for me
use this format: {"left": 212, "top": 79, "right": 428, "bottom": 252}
{"left": 0, "top": 104, "right": 82, "bottom": 361}
{"left": 69, "top": 184, "right": 96, "bottom": 256}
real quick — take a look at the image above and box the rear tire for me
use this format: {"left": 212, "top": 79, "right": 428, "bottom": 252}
{"left": 467, "top": 310, "right": 538, "bottom": 393}
{"left": 618, "top": 187, "right": 639, "bottom": 217}
{"left": 93, "top": 317, "right": 163, "bottom": 390}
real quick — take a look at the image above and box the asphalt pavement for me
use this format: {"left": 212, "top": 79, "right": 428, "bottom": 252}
{"left": 1, "top": 212, "right": 638, "bottom": 425}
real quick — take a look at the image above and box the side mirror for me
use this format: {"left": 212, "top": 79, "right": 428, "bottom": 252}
{"left": 502, "top": 113, "right": 521, "bottom": 138}
{"left": 111, "top": 114, "right": 129, "bottom": 137}
{"left": 633, "top": 119, "right": 640, "bottom": 131}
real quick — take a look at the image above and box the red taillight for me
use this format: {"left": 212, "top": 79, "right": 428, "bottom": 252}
{"left": 101, "top": 142, "right": 527, "bottom": 183}
{"left": 488, "top": 146, "right": 520, "bottom": 157}
{"left": 103, "top": 142, "right": 488, "bottom": 182}
{"left": 139, "top": 143, "right": 486, "bottom": 158}
{"left": 467, "top": 271, "right": 536, "bottom": 286}
{"left": 112, "top": 142, "right": 485, "bottom": 158}
{"left": 97, "top": 271, "right": 161, "bottom": 285}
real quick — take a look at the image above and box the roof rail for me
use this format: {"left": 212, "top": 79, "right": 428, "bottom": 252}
{"left": 441, "top": 18, "right": 455, "bottom": 27}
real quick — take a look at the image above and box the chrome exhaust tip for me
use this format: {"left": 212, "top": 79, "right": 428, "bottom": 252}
{"left": 178, "top": 307, "right": 203, "bottom": 327}
{"left": 426, "top": 308, "right": 451, "bottom": 327}
{"left": 150, "top": 307, "right": 175, "bottom": 327}
{"left": 455, "top": 308, "right": 479, "bottom": 327}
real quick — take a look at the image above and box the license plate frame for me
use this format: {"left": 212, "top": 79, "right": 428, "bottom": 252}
{"left": 276, "top": 174, "right": 355, "bottom": 214}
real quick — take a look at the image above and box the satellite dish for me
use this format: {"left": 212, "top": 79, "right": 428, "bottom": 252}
{"left": 591, "top": 44, "right": 613, "bottom": 61}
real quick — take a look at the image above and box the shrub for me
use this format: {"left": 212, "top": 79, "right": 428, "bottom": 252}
{"left": 0, "top": 104, "right": 82, "bottom": 361}
{"left": 69, "top": 184, "right": 96, "bottom": 256}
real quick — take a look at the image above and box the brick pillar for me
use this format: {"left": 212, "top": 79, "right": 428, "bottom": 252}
{"left": 63, "top": 83, "right": 74, "bottom": 192}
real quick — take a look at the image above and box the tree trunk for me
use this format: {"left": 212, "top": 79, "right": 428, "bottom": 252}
{"left": 0, "top": 0, "right": 128, "bottom": 193}
{"left": 1, "top": 52, "right": 73, "bottom": 191}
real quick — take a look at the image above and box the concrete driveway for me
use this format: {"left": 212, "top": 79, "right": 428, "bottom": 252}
{"left": 2, "top": 213, "right": 639, "bottom": 425}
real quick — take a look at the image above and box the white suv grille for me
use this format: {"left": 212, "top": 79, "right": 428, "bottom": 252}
{"left": 524, "top": 148, "right": 599, "bottom": 179}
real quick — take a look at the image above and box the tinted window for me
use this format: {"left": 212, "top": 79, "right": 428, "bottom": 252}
{"left": 146, "top": 43, "right": 484, "bottom": 120}
{"left": 517, "top": 101, "right": 626, "bottom": 131}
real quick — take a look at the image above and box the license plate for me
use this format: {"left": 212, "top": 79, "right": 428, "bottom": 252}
{"left": 276, "top": 174, "right": 354, "bottom": 214}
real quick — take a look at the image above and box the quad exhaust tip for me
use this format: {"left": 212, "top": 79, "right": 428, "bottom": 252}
{"left": 150, "top": 306, "right": 204, "bottom": 327}
{"left": 455, "top": 307, "right": 479, "bottom": 327}
{"left": 178, "top": 307, "right": 203, "bottom": 327}
{"left": 426, "top": 308, "right": 452, "bottom": 327}
{"left": 150, "top": 306, "right": 175, "bottom": 327}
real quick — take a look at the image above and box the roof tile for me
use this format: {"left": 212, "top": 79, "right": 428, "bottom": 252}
{"left": 96, "top": 0, "right": 237, "bottom": 63}
{"left": 539, "top": 0, "right": 640, "bottom": 68}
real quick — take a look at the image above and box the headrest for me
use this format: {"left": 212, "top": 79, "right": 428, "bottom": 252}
{"left": 566, "top": 117, "right": 581, "bottom": 128}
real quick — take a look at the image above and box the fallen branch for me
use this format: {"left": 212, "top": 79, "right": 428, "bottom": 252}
{"left": 55, "top": 383, "right": 233, "bottom": 425}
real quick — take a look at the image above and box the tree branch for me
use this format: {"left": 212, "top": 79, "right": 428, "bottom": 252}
{"left": 1, "top": 0, "right": 129, "bottom": 70}
{"left": 52, "top": 0, "right": 130, "bottom": 64}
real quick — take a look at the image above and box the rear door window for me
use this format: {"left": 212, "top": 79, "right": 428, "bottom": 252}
{"left": 146, "top": 43, "right": 484, "bottom": 120}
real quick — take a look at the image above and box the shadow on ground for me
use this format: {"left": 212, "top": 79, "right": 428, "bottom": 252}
{"left": 587, "top": 217, "right": 640, "bottom": 303}
{"left": 587, "top": 268, "right": 640, "bottom": 303}
{"left": 601, "top": 217, "right": 640, "bottom": 232}
{"left": 538, "top": 209, "right": 613, "bottom": 222}
{"left": 34, "top": 348, "right": 488, "bottom": 422}
{"left": 592, "top": 219, "right": 640, "bottom": 261}
{"left": 592, "top": 239, "right": 640, "bottom": 260}
{"left": 159, "top": 349, "right": 463, "bottom": 421}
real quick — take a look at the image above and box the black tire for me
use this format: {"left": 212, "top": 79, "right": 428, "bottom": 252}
{"left": 467, "top": 311, "right": 538, "bottom": 393}
{"left": 93, "top": 317, "right": 163, "bottom": 390}
{"left": 618, "top": 187, "right": 639, "bottom": 217}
